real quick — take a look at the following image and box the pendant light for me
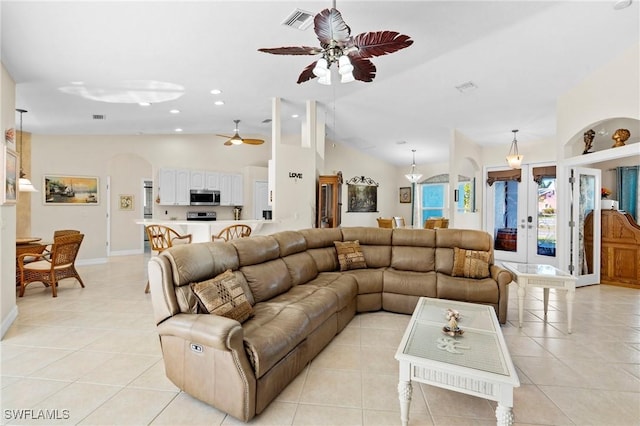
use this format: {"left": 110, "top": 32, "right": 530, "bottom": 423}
{"left": 506, "top": 129, "right": 523, "bottom": 169}
{"left": 17, "top": 108, "right": 38, "bottom": 192}
{"left": 404, "top": 149, "right": 422, "bottom": 183}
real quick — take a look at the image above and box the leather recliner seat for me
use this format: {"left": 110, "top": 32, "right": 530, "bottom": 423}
{"left": 148, "top": 227, "right": 512, "bottom": 422}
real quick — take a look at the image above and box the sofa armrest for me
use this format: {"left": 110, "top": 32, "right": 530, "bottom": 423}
{"left": 490, "top": 265, "right": 513, "bottom": 286}
{"left": 157, "top": 313, "right": 243, "bottom": 351}
{"left": 490, "top": 264, "right": 512, "bottom": 324}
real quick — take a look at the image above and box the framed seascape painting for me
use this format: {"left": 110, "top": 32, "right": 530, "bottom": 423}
{"left": 43, "top": 175, "right": 99, "bottom": 205}
{"left": 3, "top": 146, "right": 18, "bottom": 204}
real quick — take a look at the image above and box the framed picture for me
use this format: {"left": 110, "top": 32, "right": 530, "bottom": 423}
{"left": 399, "top": 186, "right": 411, "bottom": 203}
{"left": 5, "top": 128, "right": 16, "bottom": 150}
{"left": 43, "top": 175, "right": 99, "bottom": 205}
{"left": 119, "top": 194, "right": 134, "bottom": 210}
{"left": 3, "top": 146, "right": 18, "bottom": 204}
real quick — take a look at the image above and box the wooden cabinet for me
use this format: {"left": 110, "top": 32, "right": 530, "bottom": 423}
{"left": 158, "top": 168, "right": 190, "bottom": 205}
{"left": 585, "top": 210, "right": 640, "bottom": 289}
{"left": 220, "top": 173, "right": 243, "bottom": 206}
{"left": 317, "top": 174, "right": 342, "bottom": 228}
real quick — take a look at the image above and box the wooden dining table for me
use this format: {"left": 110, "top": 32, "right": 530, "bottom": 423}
{"left": 15, "top": 238, "right": 51, "bottom": 285}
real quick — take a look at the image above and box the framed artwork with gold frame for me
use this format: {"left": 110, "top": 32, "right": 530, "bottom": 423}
{"left": 119, "top": 194, "right": 134, "bottom": 210}
{"left": 399, "top": 186, "right": 411, "bottom": 204}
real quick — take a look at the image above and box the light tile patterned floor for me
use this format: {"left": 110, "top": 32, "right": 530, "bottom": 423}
{"left": 1, "top": 254, "right": 639, "bottom": 425}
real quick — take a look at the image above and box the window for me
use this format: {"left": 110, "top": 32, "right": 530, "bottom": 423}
{"left": 420, "top": 183, "right": 446, "bottom": 224}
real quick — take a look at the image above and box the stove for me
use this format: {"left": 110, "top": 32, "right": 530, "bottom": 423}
{"left": 186, "top": 211, "right": 217, "bottom": 221}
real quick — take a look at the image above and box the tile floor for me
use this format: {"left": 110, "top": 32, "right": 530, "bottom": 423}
{"left": 1, "top": 254, "right": 639, "bottom": 425}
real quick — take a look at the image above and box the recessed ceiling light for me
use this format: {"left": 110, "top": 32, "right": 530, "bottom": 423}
{"left": 214, "top": 100, "right": 225, "bottom": 106}
{"left": 169, "top": 109, "right": 180, "bottom": 114}
{"left": 210, "top": 89, "right": 222, "bottom": 95}
{"left": 139, "top": 102, "right": 151, "bottom": 106}
{"left": 291, "top": 114, "right": 299, "bottom": 118}
{"left": 613, "top": 0, "right": 632, "bottom": 10}
{"left": 70, "top": 81, "right": 84, "bottom": 85}
{"left": 174, "top": 128, "right": 183, "bottom": 132}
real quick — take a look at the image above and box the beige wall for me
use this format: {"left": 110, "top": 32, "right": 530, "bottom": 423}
{"left": 1, "top": 62, "right": 17, "bottom": 337}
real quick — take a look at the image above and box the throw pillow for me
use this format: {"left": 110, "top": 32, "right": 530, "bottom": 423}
{"left": 451, "top": 247, "right": 490, "bottom": 279}
{"left": 191, "top": 269, "right": 253, "bottom": 322}
{"left": 334, "top": 240, "right": 367, "bottom": 271}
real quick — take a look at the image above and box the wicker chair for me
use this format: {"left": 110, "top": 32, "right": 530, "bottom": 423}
{"left": 393, "top": 216, "right": 406, "bottom": 228}
{"left": 17, "top": 233, "right": 85, "bottom": 297}
{"left": 376, "top": 217, "right": 395, "bottom": 228}
{"left": 424, "top": 217, "right": 449, "bottom": 229}
{"left": 53, "top": 229, "right": 81, "bottom": 238}
{"left": 144, "top": 225, "right": 192, "bottom": 293}
{"left": 213, "top": 224, "right": 252, "bottom": 242}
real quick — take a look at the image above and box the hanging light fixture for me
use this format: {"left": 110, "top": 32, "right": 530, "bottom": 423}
{"left": 16, "top": 108, "right": 38, "bottom": 192}
{"left": 404, "top": 149, "right": 422, "bottom": 183}
{"left": 506, "top": 129, "right": 523, "bottom": 169}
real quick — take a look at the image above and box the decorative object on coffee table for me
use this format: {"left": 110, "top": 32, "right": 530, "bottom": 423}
{"left": 612, "top": 128, "right": 630, "bottom": 147}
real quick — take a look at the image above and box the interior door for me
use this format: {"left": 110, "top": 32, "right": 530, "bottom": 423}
{"left": 486, "top": 167, "right": 527, "bottom": 263}
{"left": 570, "top": 167, "right": 601, "bottom": 287}
{"left": 527, "top": 166, "right": 558, "bottom": 266}
{"left": 254, "top": 181, "right": 269, "bottom": 220}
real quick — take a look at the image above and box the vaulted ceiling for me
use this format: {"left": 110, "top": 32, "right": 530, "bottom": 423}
{"left": 2, "top": 1, "right": 638, "bottom": 166}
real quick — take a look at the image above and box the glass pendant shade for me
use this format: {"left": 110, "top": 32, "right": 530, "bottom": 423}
{"left": 404, "top": 149, "right": 422, "bottom": 183}
{"left": 16, "top": 108, "right": 38, "bottom": 192}
{"left": 19, "top": 177, "right": 38, "bottom": 192}
{"left": 506, "top": 129, "right": 523, "bottom": 169}
{"left": 313, "top": 58, "right": 329, "bottom": 77}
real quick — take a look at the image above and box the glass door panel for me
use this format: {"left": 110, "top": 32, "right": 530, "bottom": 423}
{"left": 527, "top": 175, "right": 558, "bottom": 266}
{"left": 571, "top": 167, "right": 601, "bottom": 287}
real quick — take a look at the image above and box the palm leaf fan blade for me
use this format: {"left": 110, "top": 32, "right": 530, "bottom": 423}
{"left": 351, "top": 31, "right": 413, "bottom": 58}
{"left": 314, "top": 8, "right": 351, "bottom": 45}
{"left": 257, "top": 46, "right": 322, "bottom": 55}
{"left": 297, "top": 61, "right": 318, "bottom": 84}
{"left": 350, "top": 57, "right": 376, "bottom": 82}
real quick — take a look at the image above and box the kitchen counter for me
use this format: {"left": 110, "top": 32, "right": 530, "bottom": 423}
{"left": 136, "top": 219, "right": 277, "bottom": 242}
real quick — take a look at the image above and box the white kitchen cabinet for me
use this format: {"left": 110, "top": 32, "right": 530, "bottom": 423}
{"left": 219, "top": 173, "right": 243, "bottom": 206}
{"left": 205, "top": 172, "right": 220, "bottom": 190}
{"left": 191, "top": 170, "right": 219, "bottom": 191}
{"left": 190, "top": 170, "right": 205, "bottom": 190}
{"left": 158, "top": 168, "right": 190, "bottom": 205}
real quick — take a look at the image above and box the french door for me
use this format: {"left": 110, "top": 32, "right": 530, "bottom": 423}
{"left": 485, "top": 164, "right": 558, "bottom": 266}
{"left": 569, "top": 167, "right": 601, "bottom": 287}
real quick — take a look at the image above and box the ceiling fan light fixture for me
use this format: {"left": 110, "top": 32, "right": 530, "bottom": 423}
{"left": 338, "top": 55, "right": 354, "bottom": 75}
{"left": 312, "top": 58, "right": 329, "bottom": 77}
{"left": 230, "top": 134, "right": 243, "bottom": 145}
{"left": 340, "top": 72, "right": 355, "bottom": 83}
{"left": 318, "top": 72, "right": 332, "bottom": 85}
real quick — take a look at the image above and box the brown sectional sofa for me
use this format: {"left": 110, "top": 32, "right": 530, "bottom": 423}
{"left": 147, "top": 227, "right": 512, "bottom": 422}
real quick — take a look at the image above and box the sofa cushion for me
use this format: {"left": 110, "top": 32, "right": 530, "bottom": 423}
{"left": 281, "top": 252, "right": 319, "bottom": 286}
{"left": 436, "top": 272, "right": 499, "bottom": 304}
{"left": 451, "top": 247, "right": 490, "bottom": 279}
{"left": 191, "top": 269, "right": 253, "bottom": 322}
{"left": 241, "top": 259, "right": 292, "bottom": 303}
{"left": 334, "top": 240, "right": 367, "bottom": 271}
{"left": 342, "top": 227, "right": 392, "bottom": 268}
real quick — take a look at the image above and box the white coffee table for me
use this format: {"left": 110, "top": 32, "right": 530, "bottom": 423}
{"left": 502, "top": 262, "right": 576, "bottom": 333}
{"left": 395, "top": 298, "right": 520, "bottom": 426}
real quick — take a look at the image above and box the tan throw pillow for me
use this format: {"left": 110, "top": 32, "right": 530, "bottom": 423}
{"left": 334, "top": 240, "right": 367, "bottom": 271}
{"left": 191, "top": 269, "right": 253, "bottom": 323}
{"left": 451, "top": 247, "right": 490, "bottom": 279}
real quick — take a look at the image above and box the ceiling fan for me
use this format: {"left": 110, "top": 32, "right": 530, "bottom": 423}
{"left": 258, "top": 4, "right": 413, "bottom": 84}
{"left": 217, "top": 120, "right": 265, "bottom": 146}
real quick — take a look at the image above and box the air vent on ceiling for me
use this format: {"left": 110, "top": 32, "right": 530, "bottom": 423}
{"left": 92, "top": 114, "right": 106, "bottom": 120}
{"left": 262, "top": 118, "right": 273, "bottom": 124}
{"left": 282, "top": 9, "right": 314, "bottom": 30}
{"left": 455, "top": 81, "right": 478, "bottom": 94}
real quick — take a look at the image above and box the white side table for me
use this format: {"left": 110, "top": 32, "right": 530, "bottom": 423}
{"left": 502, "top": 263, "right": 577, "bottom": 333}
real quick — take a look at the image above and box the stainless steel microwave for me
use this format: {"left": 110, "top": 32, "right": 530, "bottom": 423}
{"left": 190, "top": 189, "right": 220, "bottom": 206}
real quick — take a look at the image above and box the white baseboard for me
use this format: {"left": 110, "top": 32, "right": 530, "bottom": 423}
{"left": 76, "top": 258, "right": 108, "bottom": 266}
{"left": 1, "top": 304, "right": 18, "bottom": 339}
{"left": 109, "top": 249, "right": 144, "bottom": 257}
